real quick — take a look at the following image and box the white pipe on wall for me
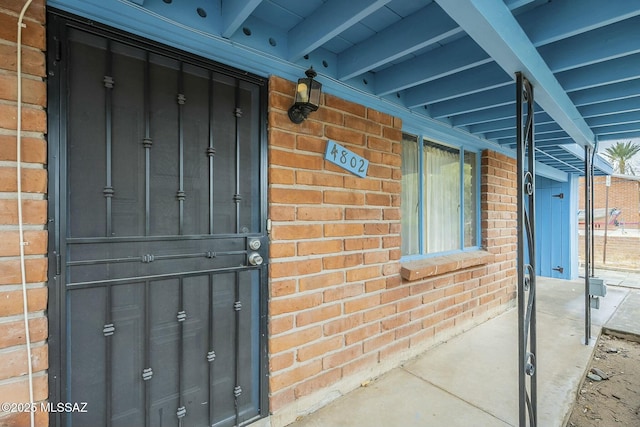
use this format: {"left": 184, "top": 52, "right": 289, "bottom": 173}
{"left": 17, "top": 1, "right": 36, "bottom": 426}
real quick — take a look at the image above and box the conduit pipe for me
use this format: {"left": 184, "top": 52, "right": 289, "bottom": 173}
{"left": 17, "top": 1, "right": 35, "bottom": 426}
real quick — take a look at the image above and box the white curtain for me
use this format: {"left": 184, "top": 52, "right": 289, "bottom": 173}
{"left": 464, "top": 152, "right": 477, "bottom": 247}
{"left": 424, "top": 144, "right": 460, "bottom": 253}
{"left": 401, "top": 137, "right": 420, "bottom": 255}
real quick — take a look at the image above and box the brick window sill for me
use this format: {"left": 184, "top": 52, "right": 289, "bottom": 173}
{"left": 400, "top": 250, "right": 495, "bottom": 281}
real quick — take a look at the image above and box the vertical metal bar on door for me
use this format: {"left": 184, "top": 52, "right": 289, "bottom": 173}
{"left": 144, "top": 280, "right": 151, "bottom": 427}
{"left": 177, "top": 63, "right": 186, "bottom": 234}
{"left": 234, "top": 272, "right": 243, "bottom": 425}
{"left": 208, "top": 274, "right": 215, "bottom": 425}
{"left": 516, "top": 72, "right": 537, "bottom": 427}
{"left": 234, "top": 81, "right": 242, "bottom": 233}
{"left": 104, "top": 41, "right": 114, "bottom": 236}
{"left": 177, "top": 278, "right": 186, "bottom": 425}
{"left": 143, "top": 52, "right": 152, "bottom": 236}
{"left": 104, "top": 285, "right": 113, "bottom": 427}
{"left": 208, "top": 72, "right": 216, "bottom": 234}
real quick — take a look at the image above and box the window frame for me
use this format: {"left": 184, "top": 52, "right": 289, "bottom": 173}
{"left": 401, "top": 132, "right": 482, "bottom": 261}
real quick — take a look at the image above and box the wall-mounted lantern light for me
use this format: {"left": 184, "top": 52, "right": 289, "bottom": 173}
{"left": 288, "top": 67, "right": 322, "bottom": 124}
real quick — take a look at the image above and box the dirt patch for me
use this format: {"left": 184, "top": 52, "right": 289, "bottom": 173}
{"left": 567, "top": 334, "right": 640, "bottom": 426}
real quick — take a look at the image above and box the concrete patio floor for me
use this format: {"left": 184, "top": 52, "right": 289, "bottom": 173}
{"left": 282, "top": 274, "right": 637, "bottom": 427}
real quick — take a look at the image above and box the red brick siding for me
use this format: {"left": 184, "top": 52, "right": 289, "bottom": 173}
{"left": 578, "top": 234, "right": 640, "bottom": 269}
{"left": 579, "top": 176, "right": 640, "bottom": 229}
{"left": 267, "top": 75, "right": 516, "bottom": 420}
{"left": 0, "top": 1, "right": 48, "bottom": 425}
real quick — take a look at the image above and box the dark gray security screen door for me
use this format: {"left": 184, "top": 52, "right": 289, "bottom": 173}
{"left": 47, "top": 13, "right": 268, "bottom": 427}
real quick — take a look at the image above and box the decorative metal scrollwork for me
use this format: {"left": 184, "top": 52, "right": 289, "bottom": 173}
{"left": 516, "top": 72, "right": 537, "bottom": 427}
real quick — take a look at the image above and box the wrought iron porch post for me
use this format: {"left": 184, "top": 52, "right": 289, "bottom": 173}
{"left": 584, "top": 147, "right": 592, "bottom": 344}
{"left": 516, "top": 72, "right": 537, "bottom": 427}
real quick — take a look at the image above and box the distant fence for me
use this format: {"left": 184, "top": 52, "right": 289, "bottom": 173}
{"left": 578, "top": 234, "right": 640, "bottom": 269}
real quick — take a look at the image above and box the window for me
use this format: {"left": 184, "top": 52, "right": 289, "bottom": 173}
{"left": 401, "top": 133, "right": 479, "bottom": 257}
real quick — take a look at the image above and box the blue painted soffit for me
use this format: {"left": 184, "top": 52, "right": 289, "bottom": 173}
{"left": 45, "top": 0, "right": 636, "bottom": 177}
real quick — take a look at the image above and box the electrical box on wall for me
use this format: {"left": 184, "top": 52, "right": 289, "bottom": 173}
{"left": 589, "top": 277, "right": 607, "bottom": 297}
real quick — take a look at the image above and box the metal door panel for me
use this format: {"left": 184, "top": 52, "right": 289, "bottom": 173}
{"left": 48, "top": 11, "right": 268, "bottom": 427}
{"left": 111, "top": 283, "right": 145, "bottom": 427}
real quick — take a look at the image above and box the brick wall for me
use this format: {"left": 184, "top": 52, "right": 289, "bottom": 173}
{"left": 0, "top": 1, "right": 49, "bottom": 426}
{"left": 578, "top": 234, "right": 640, "bottom": 269}
{"left": 579, "top": 176, "right": 640, "bottom": 229}
{"left": 267, "top": 76, "right": 517, "bottom": 425}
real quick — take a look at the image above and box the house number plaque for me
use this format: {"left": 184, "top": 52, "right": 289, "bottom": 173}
{"left": 324, "top": 140, "right": 369, "bottom": 178}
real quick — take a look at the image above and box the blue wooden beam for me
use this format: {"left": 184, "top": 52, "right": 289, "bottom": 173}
{"left": 596, "top": 131, "right": 640, "bottom": 141}
{"left": 570, "top": 79, "right": 640, "bottom": 106}
{"left": 452, "top": 105, "right": 518, "bottom": 127}
{"left": 429, "top": 86, "right": 514, "bottom": 118}
{"left": 538, "top": 16, "right": 640, "bottom": 73}
{"left": 560, "top": 144, "right": 614, "bottom": 175}
{"left": 221, "top": 0, "right": 263, "bottom": 38}
{"left": 435, "top": 0, "right": 596, "bottom": 148}
{"left": 518, "top": 0, "right": 640, "bottom": 45}
{"left": 451, "top": 105, "right": 546, "bottom": 127}
{"left": 288, "top": 0, "right": 390, "bottom": 62}
{"left": 469, "top": 114, "right": 554, "bottom": 134}
{"left": 337, "top": 2, "right": 460, "bottom": 80}
{"left": 404, "top": 62, "right": 511, "bottom": 108}
{"left": 372, "top": 0, "right": 578, "bottom": 97}
{"left": 557, "top": 53, "right": 640, "bottom": 92}
{"left": 592, "top": 123, "right": 640, "bottom": 136}
{"left": 579, "top": 97, "right": 640, "bottom": 118}
{"left": 586, "top": 111, "right": 640, "bottom": 128}
{"left": 375, "top": 37, "right": 491, "bottom": 96}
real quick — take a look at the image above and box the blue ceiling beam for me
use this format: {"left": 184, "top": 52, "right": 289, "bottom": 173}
{"left": 579, "top": 97, "right": 640, "bottom": 118}
{"left": 469, "top": 117, "right": 519, "bottom": 134}
{"left": 535, "top": 148, "right": 585, "bottom": 175}
{"left": 592, "top": 123, "right": 640, "bottom": 136}
{"left": 468, "top": 114, "right": 554, "bottom": 134}
{"left": 429, "top": 86, "right": 514, "bottom": 119}
{"left": 486, "top": 128, "right": 568, "bottom": 141}
{"left": 538, "top": 16, "right": 640, "bottom": 73}
{"left": 596, "top": 131, "right": 640, "bottom": 141}
{"left": 557, "top": 53, "right": 640, "bottom": 92}
{"left": 560, "top": 144, "right": 614, "bottom": 175}
{"left": 288, "top": 0, "right": 390, "bottom": 61}
{"left": 372, "top": 0, "right": 602, "bottom": 97}
{"left": 374, "top": 37, "right": 492, "bottom": 96}
{"left": 450, "top": 104, "right": 548, "bottom": 127}
{"left": 537, "top": 141, "right": 578, "bottom": 150}
{"left": 435, "top": 0, "right": 595, "bottom": 148}
{"left": 536, "top": 132, "right": 572, "bottom": 142}
{"left": 404, "top": 62, "right": 511, "bottom": 108}
{"left": 570, "top": 79, "right": 640, "bottom": 106}
{"left": 337, "top": 3, "right": 460, "bottom": 80}
{"left": 503, "top": 138, "right": 577, "bottom": 148}
{"left": 221, "top": 0, "right": 263, "bottom": 38}
{"left": 517, "top": 0, "right": 640, "bottom": 45}
{"left": 586, "top": 111, "right": 640, "bottom": 128}
{"left": 451, "top": 104, "right": 517, "bottom": 126}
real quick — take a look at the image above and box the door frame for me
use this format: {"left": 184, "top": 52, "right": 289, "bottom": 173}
{"left": 46, "top": 9, "right": 270, "bottom": 426}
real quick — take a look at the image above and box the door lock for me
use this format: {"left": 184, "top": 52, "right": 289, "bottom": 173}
{"left": 248, "top": 252, "right": 263, "bottom": 266}
{"left": 248, "top": 239, "right": 261, "bottom": 250}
